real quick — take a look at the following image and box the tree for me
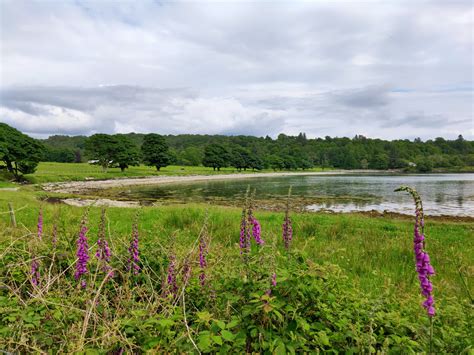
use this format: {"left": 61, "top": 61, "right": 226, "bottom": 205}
{"left": 230, "top": 146, "right": 252, "bottom": 171}
{"left": 178, "top": 147, "right": 203, "bottom": 166}
{"left": 0, "top": 123, "right": 44, "bottom": 179}
{"left": 268, "top": 154, "right": 284, "bottom": 171}
{"left": 415, "top": 158, "right": 433, "bottom": 172}
{"left": 84, "top": 134, "right": 117, "bottom": 172}
{"left": 141, "top": 134, "right": 172, "bottom": 171}
{"left": 202, "top": 144, "right": 230, "bottom": 171}
{"left": 370, "top": 153, "right": 389, "bottom": 170}
{"left": 112, "top": 135, "right": 140, "bottom": 172}
{"left": 43, "top": 147, "right": 75, "bottom": 163}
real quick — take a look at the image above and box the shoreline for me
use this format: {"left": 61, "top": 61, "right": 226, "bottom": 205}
{"left": 42, "top": 170, "right": 377, "bottom": 194}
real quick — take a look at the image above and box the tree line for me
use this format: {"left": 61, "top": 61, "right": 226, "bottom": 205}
{"left": 1, "top": 122, "right": 473, "bottom": 179}
{"left": 42, "top": 131, "right": 474, "bottom": 172}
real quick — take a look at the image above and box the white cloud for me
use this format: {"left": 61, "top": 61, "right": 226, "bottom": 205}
{"left": 0, "top": 0, "right": 472, "bottom": 139}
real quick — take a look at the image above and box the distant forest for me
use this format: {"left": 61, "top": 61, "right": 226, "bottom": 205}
{"left": 42, "top": 133, "right": 474, "bottom": 172}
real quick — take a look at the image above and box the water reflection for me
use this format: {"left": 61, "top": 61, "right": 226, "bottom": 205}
{"left": 111, "top": 173, "right": 474, "bottom": 217}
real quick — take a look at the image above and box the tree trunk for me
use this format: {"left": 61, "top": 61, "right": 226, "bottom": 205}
{"left": 156, "top": 166, "right": 161, "bottom": 171}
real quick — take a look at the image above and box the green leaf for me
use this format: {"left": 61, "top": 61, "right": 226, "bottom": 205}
{"left": 198, "top": 333, "right": 212, "bottom": 350}
{"left": 221, "top": 329, "right": 235, "bottom": 342}
{"left": 318, "top": 331, "right": 330, "bottom": 346}
{"left": 212, "top": 335, "right": 223, "bottom": 345}
{"left": 214, "top": 320, "right": 226, "bottom": 330}
{"left": 226, "top": 319, "right": 239, "bottom": 329}
{"left": 157, "top": 319, "right": 174, "bottom": 328}
{"left": 275, "top": 342, "right": 286, "bottom": 355}
{"left": 197, "top": 311, "right": 212, "bottom": 323}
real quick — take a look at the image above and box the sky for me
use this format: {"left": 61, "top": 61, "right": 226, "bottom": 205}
{"left": 0, "top": 0, "right": 473, "bottom": 140}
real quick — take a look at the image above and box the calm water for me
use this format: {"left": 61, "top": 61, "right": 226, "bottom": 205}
{"left": 113, "top": 173, "right": 474, "bottom": 216}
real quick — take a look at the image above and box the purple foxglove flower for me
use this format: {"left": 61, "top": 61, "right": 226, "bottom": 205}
{"left": 37, "top": 207, "right": 43, "bottom": 240}
{"left": 74, "top": 221, "right": 89, "bottom": 288}
{"left": 282, "top": 215, "right": 293, "bottom": 249}
{"left": 182, "top": 257, "right": 192, "bottom": 286}
{"left": 396, "top": 186, "right": 436, "bottom": 318}
{"left": 30, "top": 257, "right": 40, "bottom": 287}
{"left": 251, "top": 217, "right": 264, "bottom": 245}
{"left": 167, "top": 254, "right": 178, "bottom": 295}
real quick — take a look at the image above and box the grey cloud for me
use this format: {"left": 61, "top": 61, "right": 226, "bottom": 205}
{"left": 0, "top": 0, "right": 472, "bottom": 140}
{"left": 331, "top": 86, "right": 391, "bottom": 108}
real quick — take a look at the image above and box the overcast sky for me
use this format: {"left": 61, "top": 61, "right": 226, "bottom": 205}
{"left": 0, "top": 0, "right": 472, "bottom": 140}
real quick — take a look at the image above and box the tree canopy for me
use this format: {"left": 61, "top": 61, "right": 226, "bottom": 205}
{"left": 38, "top": 131, "right": 474, "bottom": 172}
{"left": 0, "top": 123, "right": 44, "bottom": 179}
{"left": 141, "top": 134, "right": 173, "bottom": 171}
{"left": 202, "top": 143, "right": 231, "bottom": 171}
{"left": 84, "top": 134, "right": 140, "bottom": 172}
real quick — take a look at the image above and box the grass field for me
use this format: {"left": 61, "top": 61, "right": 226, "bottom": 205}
{"left": 0, "top": 186, "right": 472, "bottom": 352}
{"left": 5, "top": 162, "right": 332, "bottom": 184}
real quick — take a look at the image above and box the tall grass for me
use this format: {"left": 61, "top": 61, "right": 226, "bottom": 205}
{"left": 0, "top": 191, "right": 472, "bottom": 352}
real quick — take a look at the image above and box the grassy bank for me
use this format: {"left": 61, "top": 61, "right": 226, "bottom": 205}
{"left": 14, "top": 162, "right": 330, "bottom": 184}
{"left": 0, "top": 187, "right": 472, "bottom": 352}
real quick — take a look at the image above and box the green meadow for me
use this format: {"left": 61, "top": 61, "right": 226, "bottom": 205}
{"left": 19, "top": 162, "right": 331, "bottom": 184}
{"left": 0, "top": 184, "right": 472, "bottom": 353}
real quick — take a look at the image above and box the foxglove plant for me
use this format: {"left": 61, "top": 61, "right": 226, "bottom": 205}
{"left": 239, "top": 208, "right": 250, "bottom": 255}
{"left": 30, "top": 257, "right": 40, "bottom": 287}
{"left": 74, "top": 216, "right": 89, "bottom": 288}
{"left": 96, "top": 208, "right": 112, "bottom": 276}
{"left": 127, "top": 220, "right": 140, "bottom": 275}
{"left": 166, "top": 254, "right": 178, "bottom": 295}
{"left": 266, "top": 272, "right": 277, "bottom": 296}
{"left": 247, "top": 189, "right": 264, "bottom": 245}
{"left": 396, "top": 186, "right": 436, "bottom": 318}
{"left": 182, "top": 257, "right": 192, "bottom": 286}
{"left": 271, "top": 272, "right": 277, "bottom": 287}
{"left": 37, "top": 206, "right": 43, "bottom": 240}
{"left": 282, "top": 187, "right": 293, "bottom": 249}
{"left": 250, "top": 216, "right": 264, "bottom": 245}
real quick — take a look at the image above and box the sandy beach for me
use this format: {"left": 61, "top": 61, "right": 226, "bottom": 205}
{"left": 41, "top": 170, "right": 376, "bottom": 194}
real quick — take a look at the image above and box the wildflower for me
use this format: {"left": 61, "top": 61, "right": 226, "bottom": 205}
{"left": 127, "top": 219, "right": 140, "bottom": 275}
{"left": 182, "top": 257, "right": 192, "bottom": 286}
{"left": 30, "top": 257, "right": 40, "bottom": 286}
{"left": 37, "top": 207, "right": 43, "bottom": 240}
{"left": 271, "top": 272, "right": 277, "bottom": 287}
{"left": 282, "top": 213, "right": 292, "bottom": 249}
{"left": 282, "top": 187, "right": 293, "bottom": 249}
{"left": 266, "top": 273, "right": 277, "bottom": 296}
{"left": 251, "top": 216, "right": 264, "bottom": 245}
{"left": 167, "top": 254, "right": 178, "bottom": 295}
{"left": 74, "top": 218, "right": 89, "bottom": 288}
{"left": 396, "top": 186, "right": 436, "bottom": 317}
{"left": 96, "top": 209, "right": 112, "bottom": 276}
{"left": 239, "top": 208, "right": 250, "bottom": 255}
